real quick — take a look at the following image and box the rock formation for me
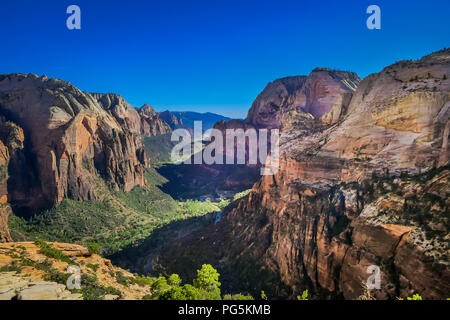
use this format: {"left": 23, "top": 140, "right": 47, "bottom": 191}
{"left": 0, "top": 118, "right": 25, "bottom": 241}
{"left": 1, "top": 48, "right": 448, "bottom": 300}
{"left": 139, "top": 104, "right": 172, "bottom": 136}
{"left": 0, "top": 241, "right": 151, "bottom": 299}
{"left": 215, "top": 68, "right": 360, "bottom": 134}
{"left": 212, "top": 69, "right": 361, "bottom": 167}
{"left": 0, "top": 74, "right": 148, "bottom": 217}
{"left": 244, "top": 69, "right": 360, "bottom": 129}
{"left": 142, "top": 49, "right": 450, "bottom": 300}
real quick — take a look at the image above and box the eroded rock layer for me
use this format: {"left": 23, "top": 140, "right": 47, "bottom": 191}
{"left": 0, "top": 74, "right": 150, "bottom": 217}
{"left": 212, "top": 69, "right": 361, "bottom": 169}
{"left": 0, "top": 241, "right": 151, "bottom": 299}
{"left": 146, "top": 49, "right": 450, "bottom": 300}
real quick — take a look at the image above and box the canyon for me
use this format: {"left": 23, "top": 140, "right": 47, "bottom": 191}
{"left": 124, "top": 49, "right": 450, "bottom": 299}
{"left": 0, "top": 49, "right": 449, "bottom": 300}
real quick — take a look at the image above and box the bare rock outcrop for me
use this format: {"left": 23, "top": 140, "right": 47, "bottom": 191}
{"left": 147, "top": 49, "right": 450, "bottom": 300}
{"left": 0, "top": 118, "right": 24, "bottom": 241}
{"left": 226, "top": 49, "right": 450, "bottom": 298}
{"left": 245, "top": 69, "right": 360, "bottom": 129}
{"left": 213, "top": 68, "right": 360, "bottom": 136}
{"left": 139, "top": 104, "right": 172, "bottom": 136}
{"left": 211, "top": 69, "right": 361, "bottom": 169}
{"left": 318, "top": 49, "right": 450, "bottom": 176}
{"left": 0, "top": 74, "right": 148, "bottom": 216}
{"left": 0, "top": 241, "right": 151, "bottom": 300}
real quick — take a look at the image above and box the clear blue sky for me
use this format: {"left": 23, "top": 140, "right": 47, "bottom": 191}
{"left": 0, "top": 0, "right": 449, "bottom": 118}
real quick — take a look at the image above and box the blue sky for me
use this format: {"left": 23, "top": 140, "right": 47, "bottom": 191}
{"left": 0, "top": 0, "right": 449, "bottom": 118}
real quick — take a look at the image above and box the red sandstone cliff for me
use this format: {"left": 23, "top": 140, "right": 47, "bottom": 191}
{"left": 139, "top": 104, "right": 172, "bottom": 136}
{"left": 244, "top": 69, "right": 360, "bottom": 129}
{"left": 212, "top": 69, "right": 361, "bottom": 168}
{"left": 145, "top": 49, "right": 450, "bottom": 300}
{"left": 0, "top": 74, "right": 169, "bottom": 224}
{"left": 0, "top": 118, "right": 24, "bottom": 242}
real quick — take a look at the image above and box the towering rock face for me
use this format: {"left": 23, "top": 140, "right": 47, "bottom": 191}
{"left": 140, "top": 104, "right": 157, "bottom": 118}
{"left": 318, "top": 57, "right": 450, "bottom": 173}
{"left": 0, "top": 118, "right": 24, "bottom": 242}
{"left": 244, "top": 69, "right": 360, "bottom": 129}
{"left": 138, "top": 104, "right": 172, "bottom": 136}
{"left": 146, "top": 49, "right": 450, "bottom": 299}
{"left": 91, "top": 92, "right": 143, "bottom": 136}
{"left": 0, "top": 74, "right": 148, "bottom": 216}
{"left": 212, "top": 69, "right": 361, "bottom": 166}
{"left": 214, "top": 69, "right": 360, "bottom": 132}
{"left": 226, "top": 49, "right": 450, "bottom": 298}
{"left": 91, "top": 95, "right": 171, "bottom": 137}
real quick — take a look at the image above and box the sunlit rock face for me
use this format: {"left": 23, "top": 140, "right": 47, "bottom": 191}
{"left": 211, "top": 68, "right": 360, "bottom": 171}
{"left": 318, "top": 49, "right": 450, "bottom": 176}
{"left": 0, "top": 241, "right": 152, "bottom": 299}
{"left": 149, "top": 49, "right": 450, "bottom": 300}
{"left": 244, "top": 69, "right": 360, "bottom": 129}
{"left": 235, "top": 49, "right": 450, "bottom": 298}
{"left": 138, "top": 104, "right": 172, "bottom": 137}
{"left": 0, "top": 73, "right": 148, "bottom": 216}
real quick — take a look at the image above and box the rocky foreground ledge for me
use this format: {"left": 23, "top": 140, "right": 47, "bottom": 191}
{"left": 0, "top": 241, "right": 150, "bottom": 300}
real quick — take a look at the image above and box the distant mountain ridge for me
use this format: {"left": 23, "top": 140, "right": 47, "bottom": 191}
{"left": 1, "top": 48, "right": 449, "bottom": 301}
{"left": 159, "top": 110, "right": 232, "bottom": 133}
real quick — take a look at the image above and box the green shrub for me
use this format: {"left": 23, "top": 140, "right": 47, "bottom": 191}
{"left": 34, "top": 239, "right": 77, "bottom": 266}
{"left": 193, "top": 264, "right": 221, "bottom": 290}
{"left": 87, "top": 242, "right": 100, "bottom": 254}
{"left": 168, "top": 274, "right": 182, "bottom": 286}
{"left": 86, "top": 263, "right": 99, "bottom": 272}
{"left": 42, "top": 268, "right": 70, "bottom": 285}
{"left": 115, "top": 271, "right": 131, "bottom": 286}
{"left": 33, "top": 259, "right": 53, "bottom": 272}
{"left": 399, "top": 293, "right": 423, "bottom": 300}
{"left": 159, "top": 284, "right": 204, "bottom": 300}
{"left": 151, "top": 276, "right": 169, "bottom": 292}
{"left": 138, "top": 263, "right": 253, "bottom": 300}
{"left": 0, "top": 261, "right": 22, "bottom": 273}
{"left": 159, "top": 286, "right": 187, "bottom": 300}
{"left": 297, "top": 290, "right": 309, "bottom": 300}
{"left": 132, "top": 276, "right": 154, "bottom": 286}
{"left": 80, "top": 285, "right": 107, "bottom": 300}
{"left": 260, "top": 290, "right": 267, "bottom": 300}
{"left": 75, "top": 274, "right": 121, "bottom": 300}
{"left": 105, "top": 286, "right": 121, "bottom": 296}
{"left": 193, "top": 264, "right": 221, "bottom": 300}
{"left": 223, "top": 293, "right": 254, "bottom": 300}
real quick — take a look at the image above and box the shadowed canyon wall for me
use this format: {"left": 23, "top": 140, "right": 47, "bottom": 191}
{"left": 135, "top": 49, "right": 449, "bottom": 300}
